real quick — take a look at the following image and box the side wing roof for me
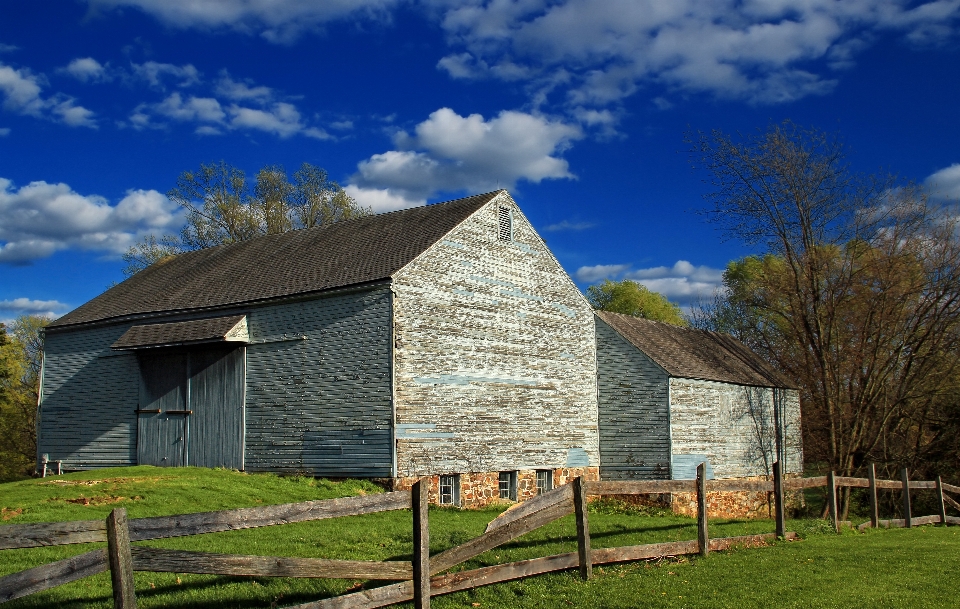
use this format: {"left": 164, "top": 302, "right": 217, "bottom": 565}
{"left": 596, "top": 310, "right": 797, "bottom": 389}
{"left": 51, "top": 191, "right": 501, "bottom": 329}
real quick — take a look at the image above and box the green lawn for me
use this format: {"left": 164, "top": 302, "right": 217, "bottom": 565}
{"left": 1, "top": 467, "right": 957, "bottom": 608}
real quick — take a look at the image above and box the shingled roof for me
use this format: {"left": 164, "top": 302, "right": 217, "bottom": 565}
{"left": 51, "top": 191, "right": 502, "bottom": 329}
{"left": 596, "top": 311, "right": 796, "bottom": 389}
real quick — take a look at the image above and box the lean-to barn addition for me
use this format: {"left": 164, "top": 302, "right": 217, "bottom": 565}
{"left": 38, "top": 190, "right": 599, "bottom": 506}
{"left": 595, "top": 311, "right": 802, "bottom": 515}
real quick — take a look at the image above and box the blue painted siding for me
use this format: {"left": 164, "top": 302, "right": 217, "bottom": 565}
{"left": 244, "top": 286, "right": 393, "bottom": 477}
{"left": 595, "top": 317, "right": 672, "bottom": 480}
{"left": 39, "top": 324, "right": 139, "bottom": 469}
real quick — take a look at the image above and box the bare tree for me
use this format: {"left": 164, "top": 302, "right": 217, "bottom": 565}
{"left": 692, "top": 121, "right": 960, "bottom": 516}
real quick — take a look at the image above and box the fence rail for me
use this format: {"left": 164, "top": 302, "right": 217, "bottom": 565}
{"left": 1, "top": 464, "right": 957, "bottom": 609}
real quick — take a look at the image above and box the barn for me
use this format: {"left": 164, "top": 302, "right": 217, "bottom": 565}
{"left": 37, "top": 190, "right": 600, "bottom": 506}
{"left": 594, "top": 311, "right": 802, "bottom": 488}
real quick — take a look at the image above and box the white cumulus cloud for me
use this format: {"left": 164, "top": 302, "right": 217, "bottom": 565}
{"left": 0, "top": 61, "right": 97, "bottom": 127}
{"left": 350, "top": 107, "right": 582, "bottom": 201}
{"left": 0, "top": 297, "right": 69, "bottom": 321}
{"left": 87, "top": 0, "right": 400, "bottom": 43}
{"left": 435, "top": 0, "right": 960, "bottom": 108}
{"left": 60, "top": 57, "right": 110, "bottom": 83}
{"left": 924, "top": 163, "right": 960, "bottom": 200}
{"left": 343, "top": 185, "right": 426, "bottom": 213}
{"left": 574, "top": 259, "right": 725, "bottom": 305}
{"left": 0, "top": 178, "right": 182, "bottom": 263}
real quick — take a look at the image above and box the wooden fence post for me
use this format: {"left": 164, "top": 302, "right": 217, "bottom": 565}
{"left": 868, "top": 463, "right": 879, "bottom": 529}
{"left": 935, "top": 476, "right": 947, "bottom": 526}
{"left": 412, "top": 479, "right": 430, "bottom": 609}
{"left": 827, "top": 471, "right": 839, "bottom": 534}
{"left": 773, "top": 461, "right": 785, "bottom": 539}
{"left": 106, "top": 508, "right": 136, "bottom": 609}
{"left": 901, "top": 468, "right": 912, "bottom": 529}
{"left": 697, "top": 462, "right": 709, "bottom": 557}
{"left": 573, "top": 477, "right": 592, "bottom": 580}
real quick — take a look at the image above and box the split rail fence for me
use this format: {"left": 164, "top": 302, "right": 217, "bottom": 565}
{"left": 1, "top": 462, "right": 958, "bottom": 609}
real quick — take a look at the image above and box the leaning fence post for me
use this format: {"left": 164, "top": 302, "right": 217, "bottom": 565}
{"left": 106, "top": 508, "right": 136, "bottom": 609}
{"left": 936, "top": 475, "right": 947, "bottom": 526}
{"left": 412, "top": 479, "right": 430, "bottom": 609}
{"left": 827, "top": 471, "right": 839, "bottom": 534}
{"left": 697, "top": 462, "right": 709, "bottom": 557}
{"left": 868, "top": 463, "right": 879, "bottom": 529}
{"left": 773, "top": 461, "right": 786, "bottom": 539}
{"left": 901, "top": 468, "right": 912, "bottom": 529}
{"left": 573, "top": 477, "right": 592, "bottom": 580}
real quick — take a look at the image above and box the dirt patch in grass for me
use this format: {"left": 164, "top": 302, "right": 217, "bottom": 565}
{"left": 1, "top": 507, "right": 23, "bottom": 520}
{"left": 60, "top": 495, "right": 143, "bottom": 506}
{"left": 41, "top": 476, "right": 169, "bottom": 487}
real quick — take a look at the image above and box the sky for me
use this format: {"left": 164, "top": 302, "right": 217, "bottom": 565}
{"left": 2, "top": 0, "right": 960, "bottom": 324}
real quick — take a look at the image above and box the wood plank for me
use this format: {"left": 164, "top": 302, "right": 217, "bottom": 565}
{"left": 875, "top": 479, "right": 903, "bottom": 489}
{"left": 946, "top": 516, "right": 960, "bottom": 525}
{"left": 429, "top": 496, "right": 574, "bottom": 575}
{"left": 943, "top": 483, "right": 960, "bottom": 495}
{"left": 294, "top": 581, "right": 412, "bottom": 609}
{"left": 484, "top": 484, "right": 573, "bottom": 533}
{"left": 943, "top": 493, "right": 960, "bottom": 513}
{"left": 835, "top": 477, "right": 869, "bottom": 488}
{"left": 706, "top": 479, "right": 773, "bottom": 492}
{"left": 908, "top": 481, "right": 937, "bottom": 489}
{"left": 592, "top": 540, "right": 699, "bottom": 564}
{"left": 432, "top": 553, "right": 579, "bottom": 594}
{"left": 128, "top": 492, "right": 410, "bottom": 542}
{"left": 128, "top": 547, "right": 411, "bottom": 580}
{"left": 773, "top": 462, "right": 785, "bottom": 538}
{"left": 0, "top": 549, "right": 107, "bottom": 603}
{"left": 936, "top": 477, "right": 948, "bottom": 525}
{"left": 827, "top": 472, "right": 839, "bottom": 534}
{"left": 868, "top": 464, "right": 879, "bottom": 529}
{"left": 783, "top": 476, "right": 827, "bottom": 490}
{"left": 586, "top": 480, "right": 695, "bottom": 495}
{"left": 572, "top": 477, "right": 592, "bottom": 580}
{"left": 697, "top": 463, "right": 708, "bottom": 556}
{"left": 0, "top": 519, "right": 106, "bottom": 550}
{"left": 412, "top": 480, "right": 430, "bottom": 609}
{"left": 106, "top": 508, "right": 137, "bottom": 609}
{"left": 901, "top": 469, "right": 913, "bottom": 529}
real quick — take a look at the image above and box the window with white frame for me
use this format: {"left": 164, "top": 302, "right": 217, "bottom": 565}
{"left": 439, "top": 474, "right": 460, "bottom": 506}
{"left": 536, "top": 469, "right": 553, "bottom": 495}
{"left": 499, "top": 471, "right": 517, "bottom": 501}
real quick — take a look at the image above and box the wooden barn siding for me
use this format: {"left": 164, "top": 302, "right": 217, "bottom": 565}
{"left": 781, "top": 388, "right": 804, "bottom": 474}
{"left": 392, "top": 193, "right": 598, "bottom": 477}
{"left": 38, "top": 324, "right": 140, "bottom": 469}
{"left": 594, "top": 317, "right": 671, "bottom": 480}
{"left": 668, "top": 378, "right": 804, "bottom": 479}
{"left": 243, "top": 286, "right": 393, "bottom": 477}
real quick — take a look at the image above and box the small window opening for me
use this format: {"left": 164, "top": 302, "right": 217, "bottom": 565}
{"left": 498, "top": 206, "right": 513, "bottom": 242}
{"left": 499, "top": 471, "right": 517, "bottom": 501}
{"left": 536, "top": 469, "right": 553, "bottom": 495}
{"left": 439, "top": 474, "right": 460, "bottom": 506}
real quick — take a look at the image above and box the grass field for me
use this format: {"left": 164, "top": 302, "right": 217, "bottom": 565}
{"left": 1, "top": 467, "right": 958, "bottom": 608}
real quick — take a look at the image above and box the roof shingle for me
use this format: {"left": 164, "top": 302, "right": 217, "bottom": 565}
{"left": 51, "top": 191, "right": 502, "bottom": 329}
{"left": 596, "top": 310, "right": 796, "bottom": 389}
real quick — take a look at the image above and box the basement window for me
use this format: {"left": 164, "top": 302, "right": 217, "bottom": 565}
{"left": 499, "top": 471, "right": 518, "bottom": 501}
{"left": 536, "top": 469, "right": 553, "bottom": 495}
{"left": 439, "top": 474, "right": 460, "bottom": 506}
{"left": 498, "top": 206, "right": 513, "bottom": 242}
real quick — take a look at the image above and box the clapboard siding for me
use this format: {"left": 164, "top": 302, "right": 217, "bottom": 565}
{"left": 392, "top": 192, "right": 598, "bottom": 476}
{"left": 243, "top": 286, "right": 393, "bottom": 477}
{"left": 595, "top": 317, "right": 671, "bottom": 480}
{"left": 39, "top": 324, "right": 139, "bottom": 469}
{"left": 669, "top": 378, "right": 803, "bottom": 478}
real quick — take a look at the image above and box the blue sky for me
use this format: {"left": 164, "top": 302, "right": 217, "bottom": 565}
{"left": 2, "top": 0, "right": 960, "bottom": 324}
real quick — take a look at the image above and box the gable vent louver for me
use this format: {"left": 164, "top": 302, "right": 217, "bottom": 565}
{"left": 498, "top": 206, "right": 513, "bottom": 242}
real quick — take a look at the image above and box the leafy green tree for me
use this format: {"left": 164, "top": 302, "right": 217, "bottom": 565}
{"left": 0, "top": 315, "right": 49, "bottom": 481}
{"left": 587, "top": 279, "right": 688, "bottom": 326}
{"left": 123, "top": 161, "right": 369, "bottom": 277}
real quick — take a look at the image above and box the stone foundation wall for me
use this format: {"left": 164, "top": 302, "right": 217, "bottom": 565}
{"left": 393, "top": 467, "right": 599, "bottom": 508}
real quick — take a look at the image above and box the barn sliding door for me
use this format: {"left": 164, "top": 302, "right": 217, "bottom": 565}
{"left": 137, "top": 347, "right": 244, "bottom": 469}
